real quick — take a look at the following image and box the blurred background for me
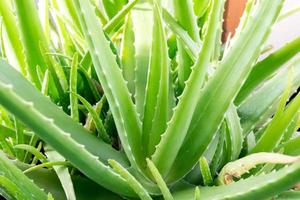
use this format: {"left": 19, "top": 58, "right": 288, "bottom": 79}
{"left": 268, "top": 0, "right": 300, "bottom": 49}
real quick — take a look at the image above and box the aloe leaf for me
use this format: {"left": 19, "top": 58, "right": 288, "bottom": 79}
{"left": 146, "top": 158, "right": 173, "bottom": 200}
{"left": 173, "top": 0, "right": 200, "bottom": 91}
{"left": 217, "top": 153, "right": 300, "bottom": 185}
{"left": 14, "top": 144, "right": 47, "bottom": 163}
{"left": 224, "top": 104, "right": 243, "bottom": 161}
{"left": 104, "top": 0, "right": 139, "bottom": 34}
{"left": 0, "top": 0, "right": 28, "bottom": 77}
{"left": 14, "top": 117, "right": 25, "bottom": 160}
{"left": 121, "top": 13, "right": 136, "bottom": 96}
{"left": 277, "top": 190, "right": 300, "bottom": 200}
{"left": 90, "top": 1, "right": 108, "bottom": 25}
{"left": 15, "top": 160, "right": 124, "bottom": 200}
{"left": 250, "top": 72, "right": 300, "bottom": 153}
{"left": 166, "top": 0, "right": 284, "bottom": 182}
{"left": 41, "top": 70, "right": 50, "bottom": 96}
{"left": 77, "top": 67, "right": 101, "bottom": 101}
{"left": 132, "top": 2, "right": 153, "bottom": 118}
{"left": 152, "top": 0, "right": 225, "bottom": 179}
{"left": 0, "top": 175, "right": 26, "bottom": 199}
{"left": 236, "top": 37, "right": 300, "bottom": 104}
{"left": 51, "top": 0, "right": 76, "bottom": 56}
{"left": 101, "top": 0, "right": 123, "bottom": 19}
{"left": 283, "top": 135, "right": 300, "bottom": 156}
{"left": 79, "top": 52, "right": 92, "bottom": 70}
{"left": 193, "top": 0, "right": 211, "bottom": 18}
{"left": 75, "top": 94, "right": 111, "bottom": 143}
{"left": 72, "top": 0, "right": 144, "bottom": 170}
{"left": 0, "top": 151, "right": 48, "bottom": 200}
{"left": 23, "top": 161, "right": 69, "bottom": 174}
{"left": 281, "top": 113, "right": 300, "bottom": 145}
{"left": 56, "top": 0, "right": 83, "bottom": 33}
{"left": 40, "top": 45, "right": 68, "bottom": 94}
{"left": 142, "top": 2, "right": 169, "bottom": 156}
{"left": 239, "top": 60, "right": 300, "bottom": 135}
{"left": 0, "top": 125, "right": 15, "bottom": 140}
{"left": 162, "top": 9, "right": 200, "bottom": 61}
{"left": 12, "top": 0, "right": 48, "bottom": 89}
{"left": 0, "top": 60, "right": 136, "bottom": 197}
{"left": 173, "top": 160, "right": 300, "bottom": 200}
{"left": 109, "top": 159, "right": 153, "bottom": 200}
{"left": 278, "top": 5, "right": 300, "bottom": 21}
{"left": 70, "top": 53, "right": 79, "bottom": 121}
{"left": 38, "top": 0, "right": 50, "bottom": 44}
{"left": 210, "top": 123, "right": 226, "bottom": 175}
{"left": 84, "top": 96, "right": 106, "bottom": 133}
{"left": 194, "top": 187, "right": 201, "bottom": 200}
{"left": 199, "top": 157, "right": 213, "bottom": 186}
{"left": 45, "top": 146, "right": 76, "bottom": 200}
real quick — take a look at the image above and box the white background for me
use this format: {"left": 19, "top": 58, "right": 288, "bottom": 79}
{"left": 268, "top": 0, "right": 300, "bottom": 49}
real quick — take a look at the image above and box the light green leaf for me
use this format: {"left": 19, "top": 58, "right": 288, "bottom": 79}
{"left": 166, "top": 0, "right": 284, "bottom": 182}
{"left": 142, "top": 2, "right": 169, "bottom": 156}
{"left": 72, "top": 0, "right": 144, "bottom": 171}
{"left": 0, "top": 151, "right": 48, "bottom": 200}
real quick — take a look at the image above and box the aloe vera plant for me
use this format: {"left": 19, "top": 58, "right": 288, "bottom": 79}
{"left": 0, "top": 0, "right": 300, "bottom": 199}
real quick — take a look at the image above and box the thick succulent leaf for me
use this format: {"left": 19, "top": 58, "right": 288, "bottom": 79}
{"left": 224, "top": 103, "right": 243, "bottom": 161}
{"left": 162, "top": 9, "right": 200, "bottom": 61}
{"left": 199, "top": 157, "right": 213, "bottom": 186}
{"left": 283, "top": 135, "right": 300, "bottom": 156}
{"left": 45, "top": 146, "right": 76, "bottom": 200}
{"left": 76, "top": 94, "right": 111, "bottom": 142}
{"left": 132, "top": 2, "right": 153, "bottom": 118}
{"left": 251, "top": 75, "right": 300, "bottom": 153}
{"left": 103, "top": 0, "right": 139, "bottom": 34}
{"left": 50, "top": 0, "right": 76, "bottom": 56}
{"left": 121, "top": 13, "right": 136, "bottom": 97}
{"left": 173, "top": 0, "right": 200, "bottom": 90}
{"left": 72, "top": 0, "right": 144, "bottom": 170}
{"left": 152, "top": 0, "right": 225, "bottom": 178}
{"left": 101, "top": 0, "right": 123, "bottom": 19}
{"left": 0, "top": 60, "right": 136, "bottom": 197}
{"left": 276, "top": 190, "right": 300, "bottom": 199}
{"left": 38, "top": 0, "right": 50, "bottom": 43}
{"left": 70, "top": 53, "right": 79, "bottom": 121}
{"left": 12, "top": 0, "right": 48, "bottom": 88}
{"left": 59, "top": 0, "right": 82, "bottom": 32}
{"left": 14, "top": 144, "right": 47, "bottom": 163}
{"left": 0, "top": 0, "right": 27, "bottom": 77}
{"left": 77, "top": 67, "right": 101, "bottom": 101}
{"left": 167, "top": 0, "right": 284, "bottom": 182}
{"left": 210, "top": 123, "right": 226, "bottom": 175}
{"left": 142, "top": 3, "right": 169, "bottom": 156}
{"left": 0, "top": 151, "right": 48, "bottom": 200}
{"left": 146, "top": 158, "right": 173, "bottom": 200}
{"left": 16, "top": 161, "right": 124, "bottom": 200}
{"left": 238, "top": 60, "right": 300, "bottom": 135}
{"left": 217, "top": 153, "right": 300, "bottom": 185}
{"left": 173, "top": 160, "right": 300, "bottom": 200}
{"left": 279, "top": 5, "right": 300, "bottom": 21}
{"left": 236, "top": 37, "right": 300, "bottom": 104}
{"left": 193, "top": 0, "right": 211, "bottom": 18}
{"left": 109, "top": 159, "right": 152, "bottom": 200}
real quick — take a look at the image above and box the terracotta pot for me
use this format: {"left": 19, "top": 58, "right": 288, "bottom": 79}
{"left": 222, "top": 0, "right": 247, "bottom": 42}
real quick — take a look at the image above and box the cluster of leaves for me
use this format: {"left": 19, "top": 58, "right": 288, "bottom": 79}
{"left": 0, "top": 0, "right": 299, "bottom": 199}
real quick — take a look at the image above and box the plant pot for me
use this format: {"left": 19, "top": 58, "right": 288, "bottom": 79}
{"left": 223, "top": 0, "right": 247, "bottom": 42}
